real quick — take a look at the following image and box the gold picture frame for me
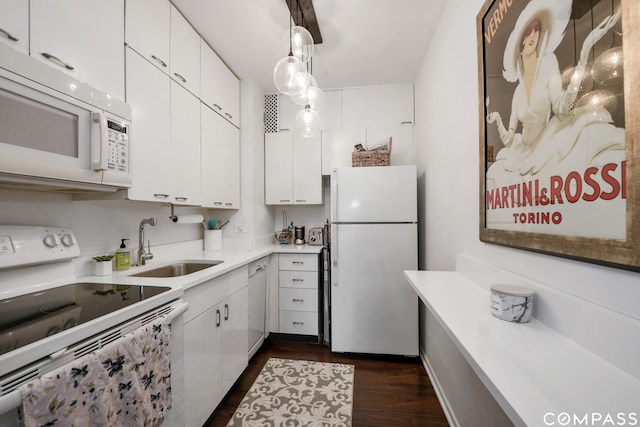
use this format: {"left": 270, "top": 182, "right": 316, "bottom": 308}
{"left": 477, "top": 0, "right": 639, "bottom": 271}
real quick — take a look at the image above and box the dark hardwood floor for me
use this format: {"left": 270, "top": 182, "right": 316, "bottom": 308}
{"left": 204, "top": 336, "right": 450, "bottom": 426}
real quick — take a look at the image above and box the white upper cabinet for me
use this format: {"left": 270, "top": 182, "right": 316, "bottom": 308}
{"left": 265, "top": 131, "right": 322, "bottom": 205}
{"left": 201, "top": 103, "right": 240, "bottom": 209}
{"left": 0, "top": 0, "right": 28, "bottom": 54}
{"left": 125, "top": 0, "right": 171, "bottom": 74}
{"left": 277, "top": 95, "right": 299, "bottom": 132}
{"left": 171, "top": 81, "right": 201, "bottom": 206}
{"left": 30, "top": 0, "right": 125, "bottom": 100}
{"left": 170, "top": 6, "right": 200, "bottom": 97}
{"left": 200, "top": 40, "right": 240, "bottom": 127}
{"left": 342, "top": 85, "right": 414, "bottom": 128}
{"left": 292, "top": 134, "right": 322, "bottom": 204}
{"left": 321, "top": 85, "right": 415, "bottom": 173}
{"left": 125, "top": 48, "right": 172, "bottom": 203}
{"left": 265, "top": 132, "right": 293, "bottom": 205}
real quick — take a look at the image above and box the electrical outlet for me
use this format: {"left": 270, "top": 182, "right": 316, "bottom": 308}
{"left": 235, "top": 224, "right": 247, "bottom": 233}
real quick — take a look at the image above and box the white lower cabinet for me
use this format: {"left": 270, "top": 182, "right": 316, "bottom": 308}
{"left": 183, "top": 266, "right": 248, "bottom": 427}
{"left": 278, "top": 254, "right": 319, "bottom": 335}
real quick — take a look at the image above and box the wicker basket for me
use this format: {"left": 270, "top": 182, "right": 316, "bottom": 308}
{"left": 352, "top": 150, "right": 390, "bottom": 167}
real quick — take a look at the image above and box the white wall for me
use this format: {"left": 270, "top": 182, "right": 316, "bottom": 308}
{"left": 414, "top": 0, "right": 640, "bottom": 424}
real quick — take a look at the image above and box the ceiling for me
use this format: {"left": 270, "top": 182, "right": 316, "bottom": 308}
{"left": 171, "top": 0, "right": 447, "bottom": 93}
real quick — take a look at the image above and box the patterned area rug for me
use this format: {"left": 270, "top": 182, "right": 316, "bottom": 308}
{"left": 227, "top": 357, "right": 355, "bottom": 426}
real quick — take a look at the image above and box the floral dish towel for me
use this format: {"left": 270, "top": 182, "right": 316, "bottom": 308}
{"left": 20, "top": 316, "right": 172, "bottom": 427}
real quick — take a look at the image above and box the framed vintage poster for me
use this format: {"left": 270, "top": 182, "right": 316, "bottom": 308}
{"left": 477, "top": 0, "right": 640, "bottom": 271}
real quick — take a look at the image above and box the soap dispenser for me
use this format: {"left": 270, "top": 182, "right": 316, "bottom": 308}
{"left": 115, "top": 239, "right": 131, "bottom": 271}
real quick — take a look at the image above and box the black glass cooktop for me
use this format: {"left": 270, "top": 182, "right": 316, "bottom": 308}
{"left": 0, "top": 283, "right": 169, "bottom": 356}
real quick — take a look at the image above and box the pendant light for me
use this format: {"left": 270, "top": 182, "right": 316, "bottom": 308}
{"left": 273, "top": 1, "right": 309, "bottom": 96}
{"left": 294, "top": 105, "right": 322, "bottom": 138}
{"left": 286, "top": 26, "right": 314, "bottom": 63}
{"left": 290, "top": 73, "right": 326, "bottom": 111}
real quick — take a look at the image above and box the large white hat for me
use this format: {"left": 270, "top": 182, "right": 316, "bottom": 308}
{"left": 502, "top": 0, "right": 571, "bottom": 82}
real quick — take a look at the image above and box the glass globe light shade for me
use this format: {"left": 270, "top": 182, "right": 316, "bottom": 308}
{"left": 273, "top": 55, "right": 308, "bottom": 96}
{"left": 307, "top": 87, "right": 325, "bottom": 111}
{"left": 290, "top": 75, "right": 325, "bottom": 111}
{"left": 562, "top": 65, "right": 593, "bottom": 93}
{"left": 291, "top": 74, "right": 317, "bottom": 105}
{"left": 575, "top": 90, "right": 619, "bottom": 115}
{"left": 283, "top": 26, "right": 314, "bottom": 63}
{"left": 294, "top": 106, "right": 322, "bottom": 138}
{"left": 592, "top": 46, "right": 624, "bottom": 86}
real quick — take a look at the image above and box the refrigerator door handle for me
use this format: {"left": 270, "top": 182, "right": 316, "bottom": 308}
{"left": 331, "top": 224, "right": 338, "bottom": 286}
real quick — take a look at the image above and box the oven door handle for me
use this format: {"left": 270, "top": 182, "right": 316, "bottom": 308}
{"left": 167, "top": 301, "right": 189, "bottom": 322}
{"left": 0, "top": 389, "right": 21, "bottom": 417}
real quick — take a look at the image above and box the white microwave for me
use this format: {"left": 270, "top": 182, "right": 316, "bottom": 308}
{"left": 0, "top": 43, "right": 132, "bottom": 192}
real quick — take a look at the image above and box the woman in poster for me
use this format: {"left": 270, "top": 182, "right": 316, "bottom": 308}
{"left": 484, "top": 0, "right": 626, "bottom": 238}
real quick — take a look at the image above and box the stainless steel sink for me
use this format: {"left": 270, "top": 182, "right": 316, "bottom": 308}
{"left": 131, "top": 261, "right": 223, "bottom": 278}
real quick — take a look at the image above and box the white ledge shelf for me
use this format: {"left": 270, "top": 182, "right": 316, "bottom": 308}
{"left": 404, "top": 270, "right": 640, "bottom": 427}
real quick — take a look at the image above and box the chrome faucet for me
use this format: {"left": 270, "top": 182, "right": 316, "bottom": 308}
{"left": 137, "top": 217, "right": 157, "bottom": 266}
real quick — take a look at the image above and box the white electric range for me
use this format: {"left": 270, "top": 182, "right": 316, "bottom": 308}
{"left": 0, "top": 226, "right": 186, "bottom": 425}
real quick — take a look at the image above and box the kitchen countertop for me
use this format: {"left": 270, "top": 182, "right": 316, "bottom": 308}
{"left": 85, "top": 243, "right": 323, "bottom": 292}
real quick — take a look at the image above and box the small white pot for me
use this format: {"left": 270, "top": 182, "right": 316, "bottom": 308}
{"left": 94, "top": 260, "right": 113, "bottom": 276}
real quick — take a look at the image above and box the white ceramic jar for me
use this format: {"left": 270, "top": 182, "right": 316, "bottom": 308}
{"left": 490, "top": 284, "right": 534, "bottom": 323}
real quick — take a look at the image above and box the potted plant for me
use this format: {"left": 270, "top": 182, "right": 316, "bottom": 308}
{"left": 92, "top": 254, "right": 114, "bottom": 276}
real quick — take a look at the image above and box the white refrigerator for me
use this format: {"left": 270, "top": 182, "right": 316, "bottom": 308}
{"left": 330, "top": 165, "right": 418, "bottom": 355}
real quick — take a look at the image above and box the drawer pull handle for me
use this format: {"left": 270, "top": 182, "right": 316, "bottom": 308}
{"left": 224, "top": 303, "right": 229, "bottom": 321}
{"left": 292, "top": 261, "right": 304, "bottom": 265}
{"left": 292, "top": 298, "right": 304, "bottom": 303}
{"left": 292, "top": 278, "right": 304, "bottom": 282}
{"left": 293, "top": 321, "right": 304, "bottom": 326}
{"left": 175, "top": 196, "right": 188, "bottom": 201}
{"left": 173, "top": 72, "right": 187, "bottom": 83}
{"left": 216, "top": 309, "right": 221, "bottom": 327}
{"left": 153, "top": 193, "right": 170, "bottom": 199}
{"left": 213, "top": 103, "right": 222, "bottom": 111}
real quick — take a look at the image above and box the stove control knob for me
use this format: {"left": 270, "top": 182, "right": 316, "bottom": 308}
{"left": 61, "top": 234, "right": 75, "bottom": 247}
{"left": 43, "top": 234, "right": 59, "bottom": 248}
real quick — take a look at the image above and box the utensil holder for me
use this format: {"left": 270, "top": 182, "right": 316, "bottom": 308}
{"left": 204, "top": 229, "right": 222, "bottom": 251}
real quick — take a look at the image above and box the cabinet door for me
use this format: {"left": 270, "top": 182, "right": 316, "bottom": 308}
{"left": 170, "top": 5, "right": 200, "bottom": 97}
{"left": 342, "top": 85, "right": 414, "bottom": 129}
{"left": 321, "top": 128, "right": 366, "bottom": 175}
{"left": 184, "top": 306, "right": 223, "bottom": 427}
{"left": 265, "top": 132, "right": 293, "bottom": 204}
{"left": 171, "top": 81, "right": 201, "bottom": 205}
{"left": 125, "top": 0, "right": 170, "bottom": 74}
{"left": 125, "top": 48, "right": 173, "bottom": 203}
{"left": 292, "top": 134, "right": 322, "bottom": 204}
{"left": 222, "top": 287, "right": 248, "bottom": 394}
{"left": 201, "top": 40, "right": 240, "bottom": 127}
{"left": 201, "top": 104, "right": 240, "bottom": 209}
{"left": 30, "top": 0, "right": 125, "bottom": 100}
{"left": 0, "top": 0, "right": 28, "bottom": 53}
{"left": 278, "top": 94, "right": 299, "bottom": 132}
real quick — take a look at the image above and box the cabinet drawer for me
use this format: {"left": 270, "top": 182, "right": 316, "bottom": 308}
{"left": 279, "top": 288, "right": 318, "bottom": 312}
{"left": 183, "top": 265, "right": 248, "bottom": 323}
{"left": 279, "top": 310, "right": 318, "bottom": 335}
{"left": 279, "top": 270, "right": 318, "bottom": 289}
{"left": 278, "top": 253, "right": 318, "bottom": 271}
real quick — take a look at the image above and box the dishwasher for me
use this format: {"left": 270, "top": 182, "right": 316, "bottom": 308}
{"left": 247, "top": 257, "right": 267, "bottom": 358}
